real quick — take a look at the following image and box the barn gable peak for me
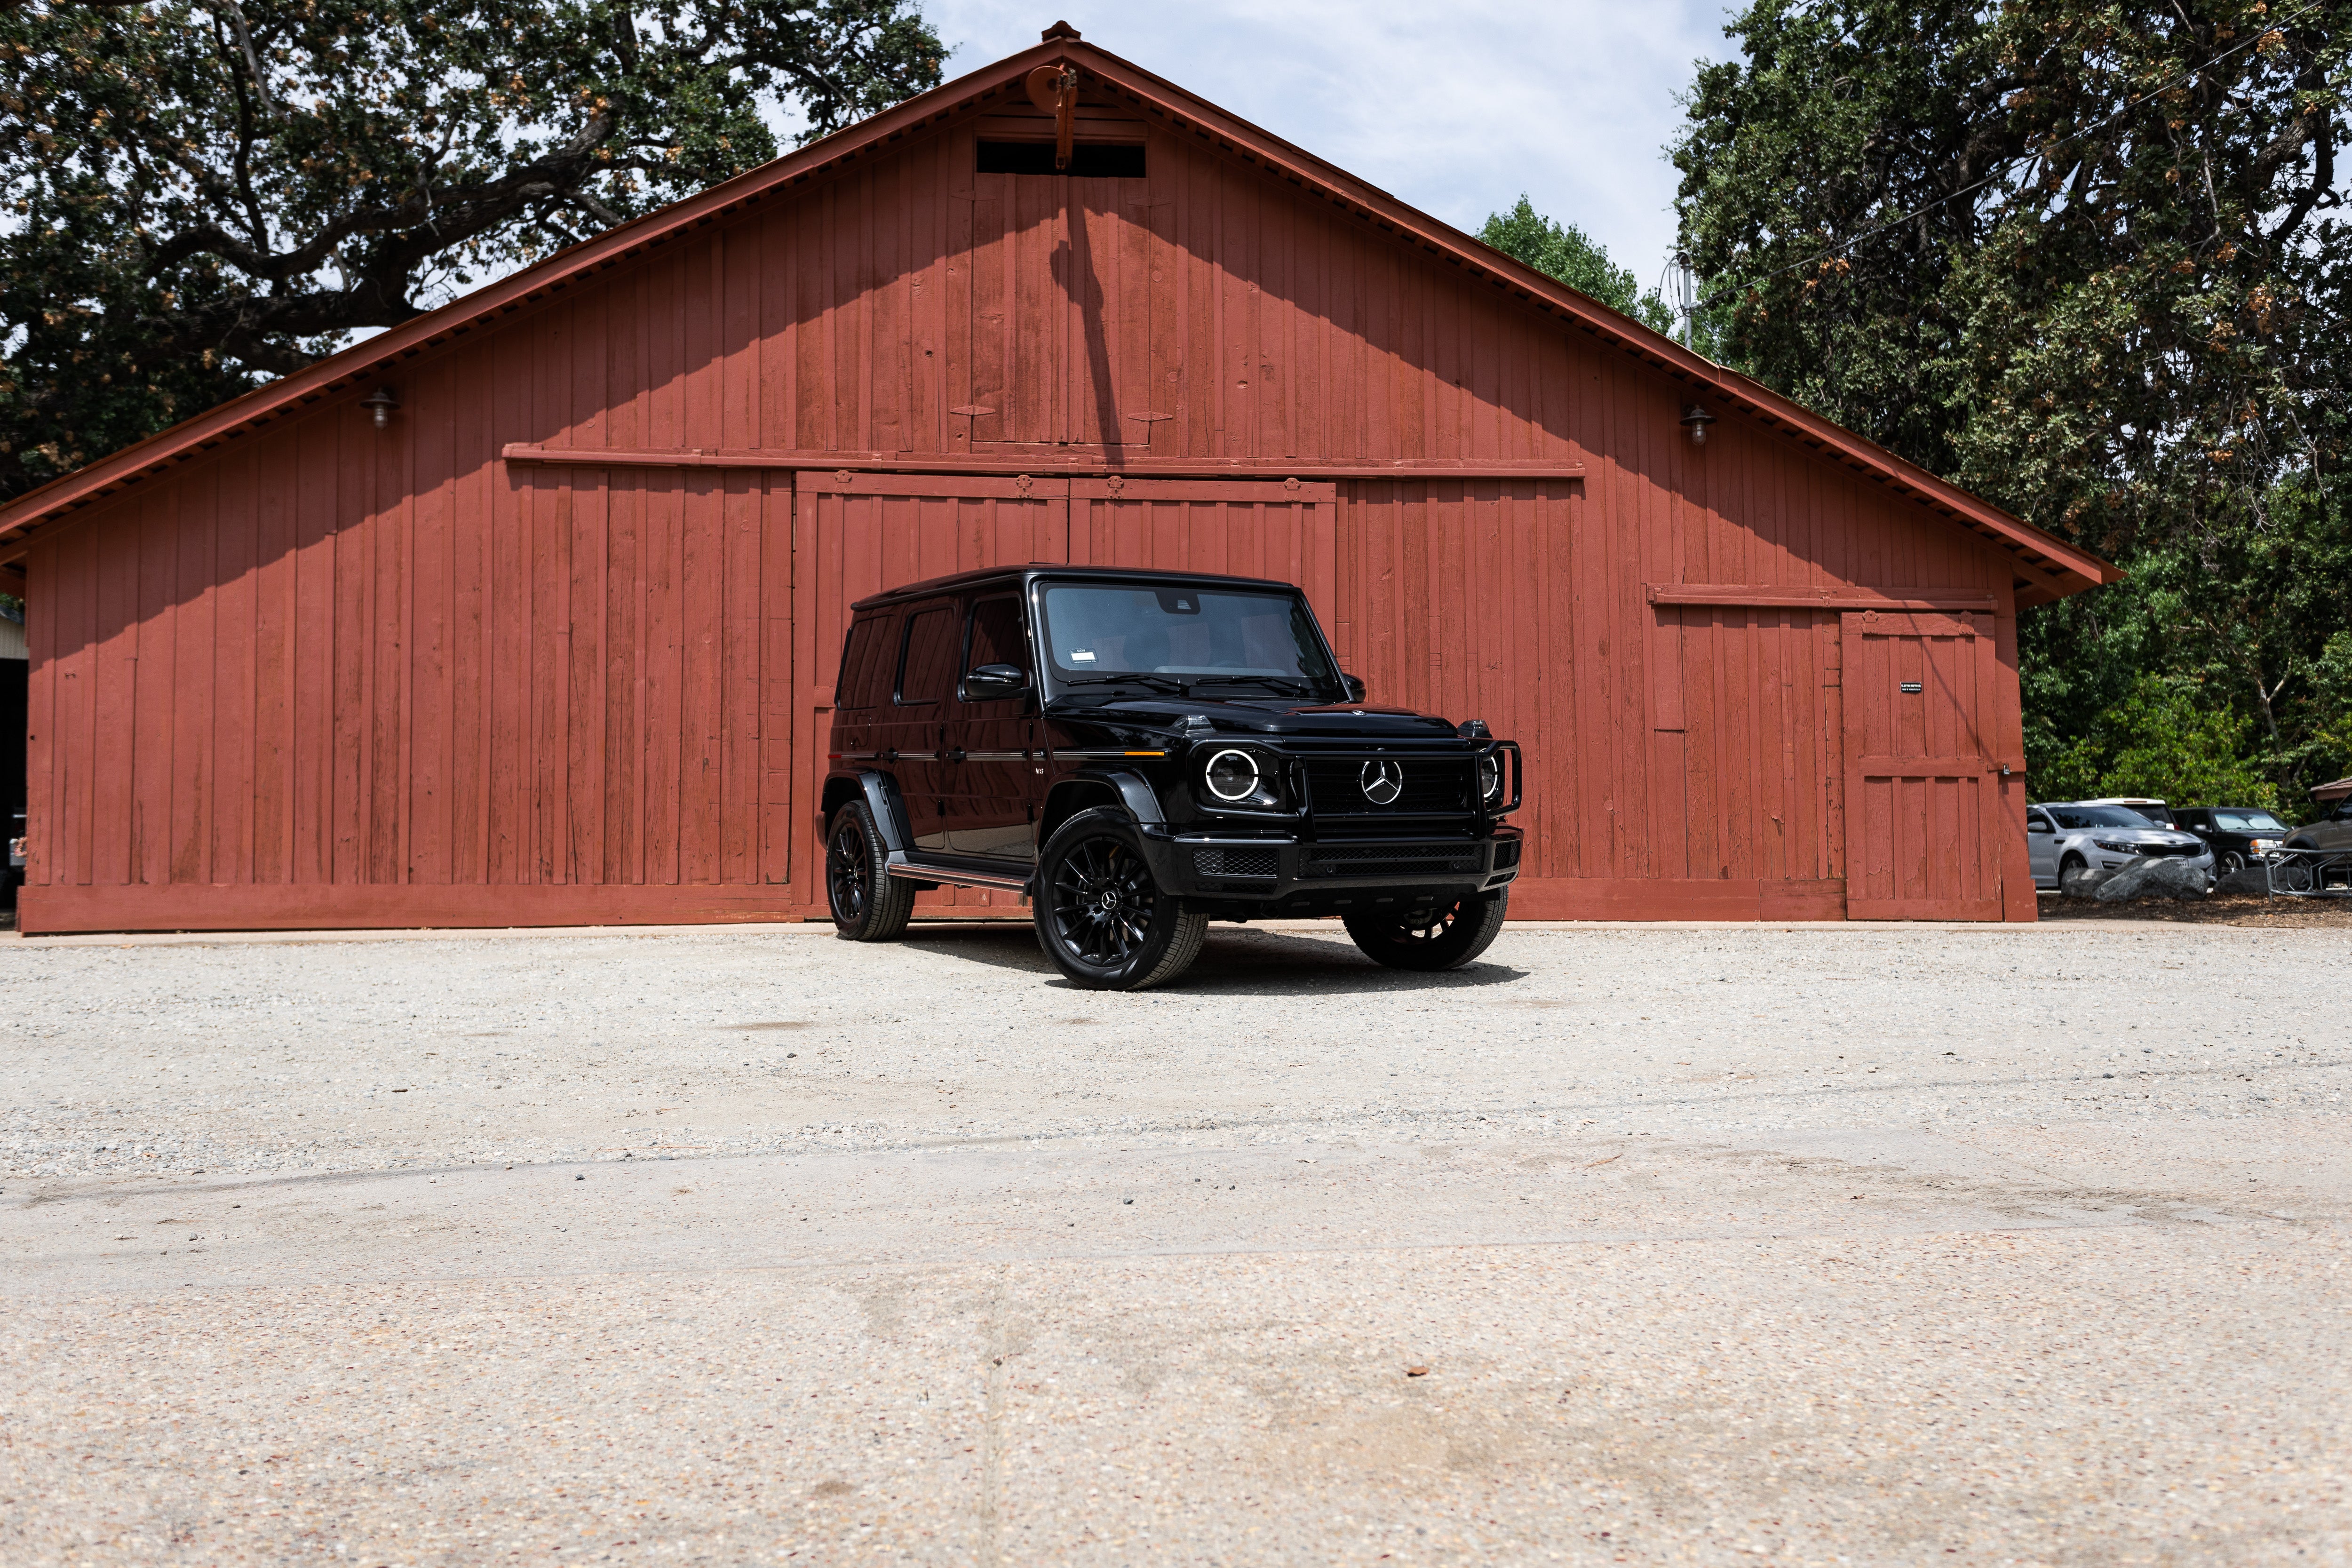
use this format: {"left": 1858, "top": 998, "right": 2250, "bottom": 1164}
{"left": 0, "top": 31, "right": 2115, "bottom": 604}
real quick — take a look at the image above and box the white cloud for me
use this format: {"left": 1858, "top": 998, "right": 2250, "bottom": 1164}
{"left": 922, "top": 0, "right": 1739, "bottom": 294}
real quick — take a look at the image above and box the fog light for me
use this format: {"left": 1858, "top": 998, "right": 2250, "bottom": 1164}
{"left": 1205, "top": 748, "right": 1260, "bottom": 802}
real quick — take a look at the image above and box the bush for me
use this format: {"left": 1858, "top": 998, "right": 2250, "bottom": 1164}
{"left": 2030, "top": 676, "right": 2279, "bottom": 810}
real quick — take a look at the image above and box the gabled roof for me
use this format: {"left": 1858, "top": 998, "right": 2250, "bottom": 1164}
{"left": 0, "top": 27, "right": 2119, "bottom": 605}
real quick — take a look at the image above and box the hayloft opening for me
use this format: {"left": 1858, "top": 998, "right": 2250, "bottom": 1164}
{"left": 977, "top": 140, "right": 1146, "bottom": 177}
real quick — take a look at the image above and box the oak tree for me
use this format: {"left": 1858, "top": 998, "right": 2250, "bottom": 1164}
{"left": 0, "top": 0, "right": 944, "bottom": 500}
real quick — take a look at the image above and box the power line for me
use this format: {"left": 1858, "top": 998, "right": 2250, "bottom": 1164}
{"left": 1686, "top": 0, "right": 2328, "bottom": 312}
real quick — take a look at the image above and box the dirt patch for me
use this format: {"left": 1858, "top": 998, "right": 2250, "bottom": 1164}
{"left": 2037, "top": 891, "right": 2352, "bottom": 928}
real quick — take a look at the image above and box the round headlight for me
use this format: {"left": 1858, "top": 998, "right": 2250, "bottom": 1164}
{"left": 1477, "top": 751, "right": 1504, "bottom": 802}
{"left": 1204, "top": 748, "right": 1260, "bottom": 802}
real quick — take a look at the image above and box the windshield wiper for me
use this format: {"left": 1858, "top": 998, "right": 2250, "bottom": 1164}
{"left": 1057, "top": 673, "right": 1193, "bottom": 695}
{"left": 1188, "top": 675, "right": 1324, "bottom": 699}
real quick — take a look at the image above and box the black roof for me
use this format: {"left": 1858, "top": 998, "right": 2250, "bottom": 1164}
{"left": 849, "top": 563, "right": 1304, "bottom": 613}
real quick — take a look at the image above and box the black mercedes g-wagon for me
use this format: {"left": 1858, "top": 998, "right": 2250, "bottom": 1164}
{"left": 820, "top": 565, "right": 1523, "bottom": 989}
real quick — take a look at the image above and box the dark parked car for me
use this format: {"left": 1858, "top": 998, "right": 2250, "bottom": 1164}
{"left": 820, "top": 566, "right": 1524, "bottom": 990}
{"left": 2173, "top": 806, "right": 2292, "bottom": 875}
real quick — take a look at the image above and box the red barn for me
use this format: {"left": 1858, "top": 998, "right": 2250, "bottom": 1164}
{"left": 0, "top": 26, "right": 2116, "bottom": 935}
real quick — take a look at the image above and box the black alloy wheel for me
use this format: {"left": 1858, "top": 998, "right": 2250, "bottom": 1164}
{"left": 1342, "top": 891, "right": 1509, "bottom": 971}
{"left": 826, "top": 800, "right": 914, "bottom": 941}
{"left": 1034, "top": 806, "right": 1206, "bottom": 990}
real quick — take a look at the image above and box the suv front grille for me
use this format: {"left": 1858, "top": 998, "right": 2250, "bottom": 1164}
{"left": 1303, "top": 756, "right": 1473, "bottom": 815}
{"left": 1302, "top": 845, "right": 1482, "bottom": 879}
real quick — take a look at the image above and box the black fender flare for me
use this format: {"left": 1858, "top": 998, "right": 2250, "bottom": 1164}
{"left": 826, "top": 769, "right": 913, "bottom": 854}
{"left": 1068, "top": 766, "right": 1166, "bottom": 828}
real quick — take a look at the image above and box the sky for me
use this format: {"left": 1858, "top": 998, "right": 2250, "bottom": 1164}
{"left": 920, "top": 1, "right": 1743, "bottom": 301}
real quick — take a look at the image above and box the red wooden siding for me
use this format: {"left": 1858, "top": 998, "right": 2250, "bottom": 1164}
{"left": 16, "top": 98, "right": 2034, "bottom": 933}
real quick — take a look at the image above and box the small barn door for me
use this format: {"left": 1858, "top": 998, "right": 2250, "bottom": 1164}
{"left": 1840, "top": 610, "right": 2002, "bottom": 920}
{"left": 786, "top": 474, "right": 1073, "bottom": 912}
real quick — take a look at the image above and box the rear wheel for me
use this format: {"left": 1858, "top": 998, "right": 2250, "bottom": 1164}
{"left": 1035, "top": 807, "right": 1206, "bottom": 991}
{"left": 826, "top": 800, "right": 915, "bottom": 941}
{"left": 1343, "top": 891, "right": 1509, "bottom": 971}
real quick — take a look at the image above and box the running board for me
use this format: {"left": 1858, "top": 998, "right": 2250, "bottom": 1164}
{"left": 885, "top": 854, "right": 1033, "bottom": 895}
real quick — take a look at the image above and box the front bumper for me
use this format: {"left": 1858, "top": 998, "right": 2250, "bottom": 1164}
{"left": 1138, "top": 825, "right": 1523, "bottom": 905}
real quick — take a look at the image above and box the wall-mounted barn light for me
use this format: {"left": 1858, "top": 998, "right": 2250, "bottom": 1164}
{"left": 1680, "top": 403, "right": 1717, "bottom": 446}
{"left": 360, "top": 387, "right": 401, "bottom": 429}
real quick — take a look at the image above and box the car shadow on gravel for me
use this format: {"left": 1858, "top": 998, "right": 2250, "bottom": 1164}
{"left": 896, "top": 922, "right": 1528, "bottom": 995}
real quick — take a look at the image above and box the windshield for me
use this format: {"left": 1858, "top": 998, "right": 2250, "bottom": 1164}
{"left": 2051, "top": 805, "right": 2159, "bottom": 830}
{"left": 2211, "top": 811, "right": 2286, "bottom": 832}
{"left": 1038, "top": 583, "right": 1336, "bottom": 696}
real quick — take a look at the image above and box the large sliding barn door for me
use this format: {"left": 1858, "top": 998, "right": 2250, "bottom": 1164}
{"left": 1840, "top": 610, "right": 2003, "bottom": 920}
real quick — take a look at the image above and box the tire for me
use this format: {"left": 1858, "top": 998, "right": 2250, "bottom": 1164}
{"left": 2220, "top": 851, "right": 2246, "bottom": 876}
{"left": 2058, "top": 853, "right": 2097, "bottom": 897}
{"left": 1343, "top": 890, "right": 1510, "bottom": 971}
{"left": 1034, "top": 806, "right": 1206, "bottom": 991}
{"left": 826, "top": 799, "right": 915, "bottom": 941}
{"left": 2276, "top": 856, "right": 2317, "bottom": 894}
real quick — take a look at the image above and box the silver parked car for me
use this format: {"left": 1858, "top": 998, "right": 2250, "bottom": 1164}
{"left": 2026, "top": 801, "right": 2216, "bottom": 891}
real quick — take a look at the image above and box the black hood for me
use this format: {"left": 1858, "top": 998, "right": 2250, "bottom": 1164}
{"left": 1047, "top": 694, "right": 1463, "bottom": 740}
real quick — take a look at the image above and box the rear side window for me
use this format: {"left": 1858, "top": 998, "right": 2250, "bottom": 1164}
{"left": 835, "top": 616, "right": 894, "bottom": 710}
{"left": 897, "top": 607, "right": 961, "bottom": 705}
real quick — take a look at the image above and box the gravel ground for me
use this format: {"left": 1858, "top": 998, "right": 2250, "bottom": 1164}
{"left": 3, "top": 918, "right": 2348, "bottom": 1565}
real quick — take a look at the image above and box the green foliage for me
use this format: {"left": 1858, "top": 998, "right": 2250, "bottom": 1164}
{"left": 1481, "top": 198, "right": 1678, "bottom": 335}
{"left": 1670, "top": 0, "right": 2352, "bottom": 807}
{"left": 0, "top": 0, "right": 944, "bottom": 502}
{"left": 2038, "top": 675, "right": 2283, "bottom": 810}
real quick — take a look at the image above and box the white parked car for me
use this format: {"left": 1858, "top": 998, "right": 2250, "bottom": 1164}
{"left": 2026, "top": 801, "right": 2215, "bottom": 891}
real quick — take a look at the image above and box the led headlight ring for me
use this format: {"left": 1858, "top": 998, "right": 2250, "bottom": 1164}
{"left": 1204, "top": 748, "right": 1261, "bottom": 802}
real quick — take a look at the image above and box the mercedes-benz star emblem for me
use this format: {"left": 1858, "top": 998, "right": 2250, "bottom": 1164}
{"left": 1359, "top": 758, "right": 1404, "bottom": 805}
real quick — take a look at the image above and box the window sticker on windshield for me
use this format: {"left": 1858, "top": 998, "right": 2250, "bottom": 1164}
{"left": 1068, "top": 648, "right": 1097, "bottom": 662}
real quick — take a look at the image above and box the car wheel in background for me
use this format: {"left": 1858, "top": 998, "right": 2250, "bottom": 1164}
{"left": 2276, "top": 856, "right": 2318, "bottom": 894}
{"left": 1035, "top": 807, "right": 1207, "bottom": 991}
{"left": 2219, "top": 851, "right": 2246, "bottom": 876}
{"left": 2058, "top": 853, "right": 2098, "bottom": 896}
{"left": 1343, "top": 891, "right": 1510, "bottom": 971}
{"left": 827, "top": 800, "right": 916, "bottom": 941}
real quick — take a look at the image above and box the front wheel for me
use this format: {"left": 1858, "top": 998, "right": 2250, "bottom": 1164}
{"left": 2219, "top": 851, "right": 2246, "bottom": 876}
{"left": 1035, "top": 807, "right": 1206, "bottom": 991}
{"left": 1343, "top": 891, "right": 1509, "bottom": 971}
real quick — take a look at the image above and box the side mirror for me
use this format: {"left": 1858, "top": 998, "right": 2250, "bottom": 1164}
{"left": 961, "top": 662, "right": 1029, "bottom": 699}
{"left": 1340, "top": 672, "right": 1367, "bottom": 703}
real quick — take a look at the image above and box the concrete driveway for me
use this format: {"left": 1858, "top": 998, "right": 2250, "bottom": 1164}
{"left": 2, "top": 919, "right": 2347, "bottom": 1564}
